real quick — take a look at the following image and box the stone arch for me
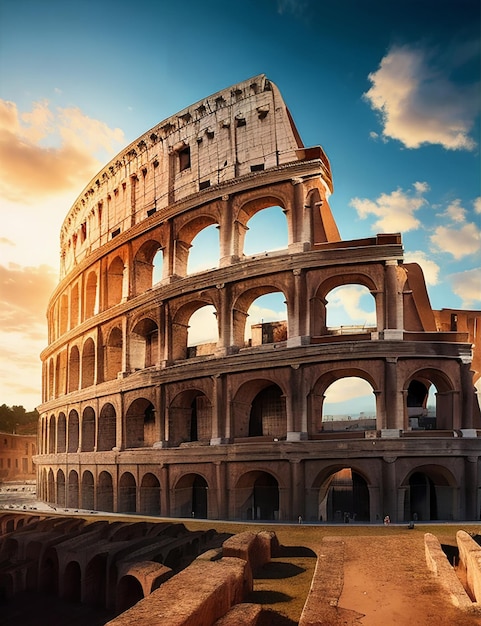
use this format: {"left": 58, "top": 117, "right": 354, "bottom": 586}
{"left": 116, "top": 575, "right": 144, "bottom": 614}
{"left": 168, "top": 389, "right": 212, "bottom": 446}
{"left": 404, "top": 368, "right": 456, "bottom": 430}
{"left": 234, "top": 470, "right": 280, "bottom": 521}
{"left": 139, "top": 472, "right": 161, "bottom": 515}
{"left": 97, "top": 471, "right": 114, "bottom": 512}
{"left": 187, "top": 223, "right": 220, "bottom": 275}
{"left": 312, "top": 465, "right": 371, "bottom": 522}
{"left": 57, "top": 469, "right": 66, "bottom": 507}
{"left": 118, "top": 472, "right": 137, "bottom": 513}
{"left": 68, "top": 344, "right": 80, "bottom": 392}
{"left": 55, "top": 349, "right": 67, "bottom": 397}
{"left": 47, "top": 468, "right": 55, "bottom": 503}
{"left": 173, "top": 473, "right": 208, "bottom": 519}
{"left": 63, "top": 560, "right": 81, "bottom": 601}
{"left": 130, "top": 317, "right": 158, "bottom": 370}
{"left": 82, "top": 470, "right": 95, "bottom": 510}
{"left": 400, "top": 464, "right": 458, "bottom": 521}
{"left": 125, "top": 398, "right": 156, "bottom": 448}
{"left": 312, "top": 273, "right": 380, "bottom": 336}
{"left": 48, "top": 414, "right": 56, "bottom": 453}
{"left": 107, "top": 255, "right": 127, "bottom": 307}
{"left": 39, "top": 547, "right": 59, "bottom": 594}
{"left": 67, "top": 469, "right": 79, "bottom": 508}
{"left": 70, "top": 282, "right": 79, "bottom": 329}
{"left": 175, "top": 214, "right": 219, "bottom": 277}
{"left": 85, "top": 553, "right": 107, "bottom": 607}
{"left": 133, "top": 239, "right": 163, "bottom": 295}
{"left": 98, "top": 403, "right": 117, "bottom": 451}
{"left": 325, "top": 284, "right": 376, "bottom": 333}
{"left": 171, "top": 299, "right": 219, "bottom": 360}
{"left": 57, "top": 412, "right": 66, "bottom": 452}
{"left": 232, "top": 378, "right": 287, "bottom": 439}
{"left": 85, "top": 270, "right": 98, "bottom": 319}
{"left": 235, "top": 194, "right": 291, "bottom": 255}
{"left": 232, "top": 284, "right": 289, "bottom": 349}
{"left": 81, "top": 406, "right": 96, "bottom": 451}
{"left": 81, "top": 337, "right": 95, "bottom": 388}
{"left": 48, "top": 357, "right": 54, "bottom": 400}
{"left": 59, "top": 292, "right": 69, "bottom": 335}
{"left": 105, "top": 326, "right": 123, "bottom": 381}
{"left": 67, "top": 409, "right": 79, "bottom": 453}
{"left": 244, "top": 204, "right": 288, "bottom": 256}
{"left": 312, "top": 368, "right": 378, "bottom": 434}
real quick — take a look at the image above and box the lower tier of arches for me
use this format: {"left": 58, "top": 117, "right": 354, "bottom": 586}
{"left": 35, "top": 442, "right": 481, "bottom": 523}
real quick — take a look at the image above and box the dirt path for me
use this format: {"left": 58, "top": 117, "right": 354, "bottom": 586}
{"left": 338, "top": 534, "right": 481, "bottom": 626}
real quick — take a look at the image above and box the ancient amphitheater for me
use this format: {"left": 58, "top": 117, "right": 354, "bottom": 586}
{"left": 35, "top": 74, "right": 481, "bottom": 523}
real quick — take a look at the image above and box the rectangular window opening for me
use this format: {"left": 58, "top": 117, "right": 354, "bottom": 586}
{"left": 111, "top": 228, "right": 121, "bottom": 239}
{"left": 250, "top": 164, "right": 265, "bottom": 172}
{"left": 147, "top": 207, "right": 157, "bottom": 217}
{"left": 199, "top": 180, "right": 211, "bottom": 190}
{"left": 179, "top": 146, "right": 191, "bottom": 171}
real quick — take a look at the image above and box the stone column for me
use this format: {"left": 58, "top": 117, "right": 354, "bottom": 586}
{"left": 215, "top": 461, "right": 227, "bottom": 519}
{"left": 384, "top": 357, "right": 403, "bottom": 430}
{"left": 210, "top": 374, "right": 227, "bottom": 445}
{"left": 219, "top": 195, "right": 234, "bottom": 265}
{"left": 160, "top": 464, "right": 170, "bottom": 516}
{"left": 461, "top": 359, "right": 475, "bottom": 429}
{"left": 465, "top": 456, "right": 479, "bottom": 520}
{"left": 382, "top": 456, "right": 397, "bottom": 521}
{"left": 290, "top": 459, "right": 305, "bottom": 520}
{"left": 368, "top": 484, "right": 381, "bottom": 522}
{"left": 384, "top": 260, "right": 402, "bottom": 331}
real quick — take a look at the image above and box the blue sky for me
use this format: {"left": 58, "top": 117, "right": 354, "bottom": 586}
{"left": 0, "top": 0, "right": 480, "bottom": 411}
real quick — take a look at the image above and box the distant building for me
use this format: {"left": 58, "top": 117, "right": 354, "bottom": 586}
{"left": 36, "top": 75, "right": 481, "bottom": 522}
{"left": 0, "top": 432, "right": 36, "bottom": 482}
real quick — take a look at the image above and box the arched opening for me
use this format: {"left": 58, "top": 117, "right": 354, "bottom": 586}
{"left": 187, "top": 224, "right": 220, "bottom": 274}
{"left": 244, "top": 292, "right": 287, "bottom": 346}
{"left": 133, "top": 239, "right": 162, "bottom": 294}
{"left": 152, "top": 248, "right": 164, "bottom": 285}
{"left": 48, "top": 414, "right": 56, "bottom": 453}
{"left": 81, "top": 337, "right": 95, "bottom": 388}
{"left": 59, "top": 293, "right": 68, "bottom": 335}
{"left": 172, "top": 473, "right": 208, "bottom": 518}
{"left": 235, "top": 471, "right": 280, "bottom": 521}
{"left": 130, "top": 318, "right": 158, "bottom": 370}
{"left": 405, "top": 370, "right": 454, "bottom": 430}
{"left": 68, "top": 345, "right": 80, "bottom": 392}
{"left": 67, "top": 410, "right": 79, "bottom": 453}
{"left": 187, "top": 305, "right": 218, "bottom": 357}
{"left": 85, "top": 554, "right": 107, "bottom": 607}
{"left": 105, "top": 327, "right": 123, "bottom": 381}
{"left": 325, "top": 285, "right": 376, "bottom": 334}
{"left": 57, "top": 469, "right": 66, "bottom": 507}
{"left": 169, "top": 390, "right": 212, "bottom": 446}
{"left": 82, "top": 471, "right": 94, "bottom": 510}
{"left": 57, "top": 412, "right": 66, "bottom": 452}
{"left": 98, "top": 403, "right": 117, "bottom": 451}
{"left": 81, "top": 406, "right": 95, "bottom": 451}
{"left": 243, "top": 205, "right": 288, "bottom": 256}
{"left": 118, "top": 472, "right": 137, "bottom": 513}
{"left": 70, "top": 282, "right": 79, "bottom": 330}
{"left": 55, "top": 350, "right": 67, "bottom": 397}
{"left": 125, "top": 398, "right": 156, "bottom": 448}
{"left": 321, "top": 377, "right": 376, "bottom": 432}
{"left": 249, "top": 384, "right": 287, "bottom": 439}
{"left": 97, "top": 471, "right": 114, "bottom": 512}
{"left": 47, "top": 469, "right": 55, "bottom": 503}
{"left": 403, "top": 466, "right": 456, "bottom": 521}
{"left": 139, "top": 473, "right": 161, "bottom": 515}
{"left": 85, "top": 271, "right": 98, "bottom": 319}
{"left": 63, "top": 561, "right": 81, "bottom": 602}
{"left": 67, "top": 470, "right": 79, "bottom": 508}
{"left": 116, "top": 576, "right": 144, "bottom": 614}
{"left": 107, "top": 256, "right": 126, "bottom": 307}
{"left": 317, "top": 468, "right": 370, "bottom": 522}
{"left": 39, "top": 549, "right": 59, "bottom": 594}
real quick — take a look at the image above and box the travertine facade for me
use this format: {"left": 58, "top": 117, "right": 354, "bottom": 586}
{"left": 36, "top": 75, "right": 481, "bottom": 522}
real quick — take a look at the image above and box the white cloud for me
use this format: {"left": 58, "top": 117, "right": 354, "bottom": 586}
{"left": 0, "top": 98, "right": 124, "bottom": 203}
{"left": 350, "top": 182, "right": 428, "bottom": 233}
{"left": 474, "top": 197, "right": 481, "bottom": 214}
{"left": 364, "top": 45, "right": 479, "bottom": 150}
{"left": 437, "top": 199, "right": 467, "bottom": 223}
{"left": 327, "top": 286, "right": 376, "bottom": 325}
{"left": 403, "top": 251, "right": 440, "bottom": 286}
{"left": 430, "top": 222, "right": 481, "bottom": 259}
{"left": 448, "top": 268, "right": 481, "bottom": 307}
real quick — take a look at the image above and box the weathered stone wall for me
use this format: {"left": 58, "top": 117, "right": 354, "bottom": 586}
{"left": 456, "top": 530, "right": 481, "bottom": 603}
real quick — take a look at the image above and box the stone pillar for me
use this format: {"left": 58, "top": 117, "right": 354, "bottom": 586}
{"left": 384, "top": 260, "right": 402, "bottom": 331}
{"left": 382, "top": 456, "right": 397, "bottom": 521}
{"left": 211, "top": 374, "right": 228, "bottom": 444}
{"left": 160, "top": 464, "right": 170, "bottom": 516}
{"left": 368, "top": 484, "right": 381, "bottom": 523}
{"left": 215, "top": 461, "right": 227, "bottom": 519}
{"left": 287, "top": 269, "right": 309, "bottom": 345}
{"left": 461, "top": 360, "right": 475, "bottom": 429}
{"left": 287, "top": 365, "right": 308, "bottom": 440}
{"left": 290, "top": 459, "right": 305, "bottom": 520}
{"left": 219, "top": 195, "right": 234, "bottom": 265}
{"left": 384, "top": 357, "right": 403, "bottom": 429}
{"left": 465, "top": 456, "right": 479, "bottom": 520}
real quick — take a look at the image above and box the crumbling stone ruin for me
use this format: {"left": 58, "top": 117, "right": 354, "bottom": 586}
{"left": 35, "top": 75, "right": 481, "bottom": 523}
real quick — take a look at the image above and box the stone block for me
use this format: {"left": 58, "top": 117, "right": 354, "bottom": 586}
{"left": 456, "top": 530, "right": 481, "bottom": 603}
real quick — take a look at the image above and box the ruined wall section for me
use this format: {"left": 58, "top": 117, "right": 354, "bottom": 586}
{"left": 59, "top": 75, "right": 326, "bottom": 279}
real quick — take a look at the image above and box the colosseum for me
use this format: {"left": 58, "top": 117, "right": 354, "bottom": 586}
{"left": 36, "top": 74, "right": 481, "bottom": 523}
